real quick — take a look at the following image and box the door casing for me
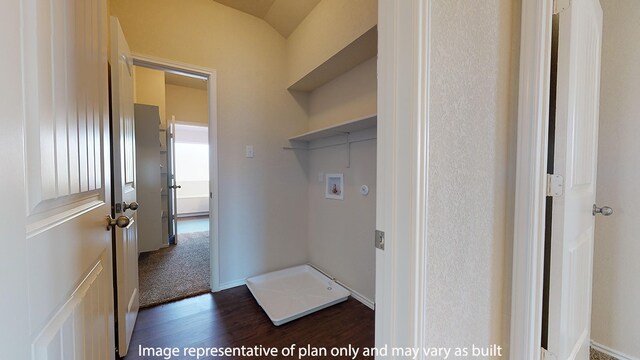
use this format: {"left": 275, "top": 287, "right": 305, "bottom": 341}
{"left": 509, "top": 1, "right": 555, "bottom": 359}
{"left": 131, "top": 53, "right": 220, "bottom": 292}
{"left": 375, "top": 0, "right": 431, "bottom": 355}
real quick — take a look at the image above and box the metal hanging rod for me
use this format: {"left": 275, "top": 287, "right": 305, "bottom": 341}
{"left": 282, "top": 136, "right": 376, "bottom": 151}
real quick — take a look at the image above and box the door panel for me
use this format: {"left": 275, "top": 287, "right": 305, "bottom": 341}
{"left": 548, "top": 0, "right": 602, "bottom": 359}
{"left": 31, "top": 258, "right": 112, "bottom": 360}
{"left": 23, "top": 0, "right": 104, "bottom": 211}
{"left": 9, "top": 0, "right": 115, "bottom": 358}
{"left": 110, "top": 16, "right": 140, "bottom": 357}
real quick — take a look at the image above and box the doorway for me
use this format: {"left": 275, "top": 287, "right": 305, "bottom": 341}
{"left": 130, "top": 55, "right": 219, "bottom": 308}
{"left": 136, "top": 120, "right": 212, "bottom": 306}
{"left": 173, "top": 122, "right": 210, "bottom": 236}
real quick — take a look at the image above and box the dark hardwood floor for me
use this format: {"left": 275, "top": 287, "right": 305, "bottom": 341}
{"left": 124, "top": 286, "right": 375, "bottom": 359}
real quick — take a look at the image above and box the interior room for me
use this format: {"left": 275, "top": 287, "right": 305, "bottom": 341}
{"left": 133, "top": 65, "right": 213, "bottom": 308}
{"left": 173, "top": 122, "right": 210, "bottom": 231}
{"left": 98, "top": 0, "right": 640, "bottom": 358}
{"left": 111, "top": 0, "right": 378, "bottom": 353}
{"left": 3, "top": 0, "right": 639, "bottom": 360}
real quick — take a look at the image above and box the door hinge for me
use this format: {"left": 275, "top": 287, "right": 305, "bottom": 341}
{"left": 115, "top": 202, "right": 122, "bottom": 213}
{"left": 553, "top": 0, "right": 570, "bottom": 14}
{"left": 541, "top": 348, "right": 557, "bottom": 360}
{"left": 375, "top": 230, "right": 385, "bottom": 250}
{"left": 546, "top": 174, "right": 564, "bottom": 197}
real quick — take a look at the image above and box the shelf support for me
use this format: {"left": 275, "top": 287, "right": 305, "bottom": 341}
{"left": 346, "top": 133, "right": 351, "bottom": 168}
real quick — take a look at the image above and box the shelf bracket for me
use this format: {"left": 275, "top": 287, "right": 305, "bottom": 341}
{"left": 346, "top": 133, "right": 351, "bottom": 168}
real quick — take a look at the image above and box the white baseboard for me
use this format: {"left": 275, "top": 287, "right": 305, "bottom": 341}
{"left": 217, "top": 279, "right": 246, "bottom": 291}
{"left": 305, "top": 263, "right": 375, "bottom": 310}
{"left": 591, "top": 340, "right": 639, "bottom": 360}
{"left": 344, "top": 286, "right": 375, "bottom": 310}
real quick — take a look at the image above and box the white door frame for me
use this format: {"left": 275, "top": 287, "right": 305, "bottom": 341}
{"left": 509, "top": 0, "right": 554, "bottom": 359}
{"left": 131, "top": 53, "right": 220, "bottom": 292}
{"left": 375, "top": 0, "right": 431, "bottom": 356}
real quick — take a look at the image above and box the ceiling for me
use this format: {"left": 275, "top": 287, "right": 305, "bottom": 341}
{"left": 213, "top": 0, "right": 321, "bottom": 38}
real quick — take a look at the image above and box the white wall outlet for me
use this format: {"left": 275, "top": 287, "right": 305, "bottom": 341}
{"left": 245, "top": 145, "right": 254, "bottom": 158}
{"left": 360, "top": 185, "right": 369, "bottom": 196}
{"left": 318, "top": 172, "right": 324, "bottom": 182}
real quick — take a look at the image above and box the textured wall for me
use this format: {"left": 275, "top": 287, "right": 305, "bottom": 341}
{"left": 111, "top": 0, "right": 309, "bottom": 286}
{"left": 307, "top": 128, "right": 376, "bottom": 302}
{"left": 165, "top": 84, "right": 208, "bottom": 125}
{"left": 425, "top": 0, "right": 517, "bottom": 354}
{"left": 308, "top": 57, "right": 377, "bottom": 131}
{"left": 287, "top": 0, "right": 377, "bottom": 86}
{"left": 133, "top": 66, "right": 166, "bottom": 125}
{"left": 591, "top": 1, "right": 640, "bottom": 357}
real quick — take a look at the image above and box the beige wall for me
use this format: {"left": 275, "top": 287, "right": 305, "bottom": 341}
{"left": 299, "top": 1, "right": 377, "bottom": 302}
{"left": 308, "top": 57, "right": 377, "bottom": 130}
{"left": 307, "top": 128, "right": 376, "bottom": 303}
{"left": 113, "top": 0, "right": 378, "bottom": 296}
{"left": 287, "top": 0, "right": 377, "bottom": 86}
{"left": 112, "top": 0, "right": 310, "bottom": 286}
{"left": 133, "top": 66, "right": 166, "bottom": 124}
{"left": 165, "top": 84, "right": 208, "bottom": 125}
{"left": 425, "top": 0, "right": 517, "bottom": 354}
{"left": 591, "top": 1, "right": 640, "bottom": 357}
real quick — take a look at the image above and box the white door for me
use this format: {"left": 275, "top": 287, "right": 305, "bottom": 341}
{"left": 167, "top": 116, "right": 180, "bottom": 244}
{"left": 548, "top": 0, "right": 603, "bottom": 359}
{"left": 110, "top": 17, "right": 140, "bottom": 357}
{"left": 0, "top": 0, "right": 115, "bottom": 359}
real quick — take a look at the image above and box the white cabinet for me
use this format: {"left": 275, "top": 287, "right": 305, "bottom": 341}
{"left": 134, "top": 104, "right": 163, "bottom": 252}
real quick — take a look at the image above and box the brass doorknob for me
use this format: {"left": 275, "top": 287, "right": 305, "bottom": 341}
{"left": 106, "top": 215, "right": 131, "bottom": 230}
{"left": 123, "top": 201, "right": 139, "bottom": 211}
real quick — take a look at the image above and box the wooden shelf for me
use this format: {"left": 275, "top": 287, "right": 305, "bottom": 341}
{"left": 288, "top": 114, "right": 376, "bottom": 143}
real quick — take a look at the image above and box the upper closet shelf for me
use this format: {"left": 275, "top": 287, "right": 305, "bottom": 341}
{"left": 288, "top": 114, "right": 376, "bottom": 143}
{"left": 287, "top": 27, "right": 377, "bottom": 92}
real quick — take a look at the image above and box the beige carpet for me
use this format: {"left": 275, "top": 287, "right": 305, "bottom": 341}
{"left": 138, "top": 231, "right": 210, "bottom": 308}
{"left": 590, "top": 347, "right": 618, "bottom": 360}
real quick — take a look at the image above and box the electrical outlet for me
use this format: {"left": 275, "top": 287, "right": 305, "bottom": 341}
{"left": 245, "top": 145, "right": 254, "bottom": 158}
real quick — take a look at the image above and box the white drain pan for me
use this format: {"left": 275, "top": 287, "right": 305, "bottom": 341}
{"left": 246, "top": 264, "right": 350, "bottom": 326}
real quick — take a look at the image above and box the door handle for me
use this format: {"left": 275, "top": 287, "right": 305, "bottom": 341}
{"left": 123, "top": 201, "right": 139, "bottom": 211}
{"left": 106, "top": 215, "right": 131, "bottom": 230}
{"left": 593, "top": 204, "right": 613, "bottom": 216}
